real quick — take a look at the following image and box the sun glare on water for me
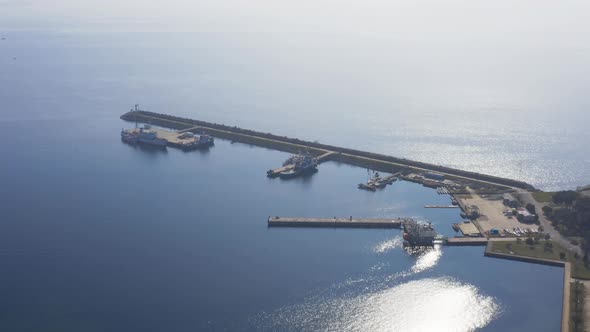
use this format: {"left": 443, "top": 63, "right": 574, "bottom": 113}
{"left": 257, "top": 241, "right": 500, "bottom": 331}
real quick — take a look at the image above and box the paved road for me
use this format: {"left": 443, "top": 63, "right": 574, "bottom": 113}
{"left": 515, "top": 189, "right": 582, "bottom": 255}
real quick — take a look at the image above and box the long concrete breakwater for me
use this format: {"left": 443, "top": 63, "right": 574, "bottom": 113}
{"left": 121, "top": 111, "right": 535, "bottom": 190}
{"left": 268, "top": 216, "right": 403, "bottom": 228}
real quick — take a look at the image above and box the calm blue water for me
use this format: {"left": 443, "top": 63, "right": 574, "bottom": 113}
{"left": 1, "top": 6, "right": 583, "bottom": 330}
{"left": 0, "top": 115, "right": 563, "bottom": 331}
{"left": 1, "top": 27, "right": 589, "bottom": 190}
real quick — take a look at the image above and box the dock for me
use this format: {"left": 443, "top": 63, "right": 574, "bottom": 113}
{"left": 455, "top": 221, "right": 481, "bottom": 236}
{"left": 267, "top": 216, "right": 403, "bottom": 228}
{"left": 424, "top": 205, "right": 460, "bottom": 209}
{"left": 127, "top": 127, "right": 213, "bottom": 150}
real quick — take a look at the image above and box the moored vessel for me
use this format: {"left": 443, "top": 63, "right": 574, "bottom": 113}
{"left": 278, "top": 153, "right": 318, "bottom": 179}
{"left": 121, "top": 104, "right": 168, "bottom": 148}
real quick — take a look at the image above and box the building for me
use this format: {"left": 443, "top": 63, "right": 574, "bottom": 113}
{"left": 502, "top": 194, "right": 520, "bottom": 208}
{"left": 516, "top": 208, "right": 537, "bottom": 223}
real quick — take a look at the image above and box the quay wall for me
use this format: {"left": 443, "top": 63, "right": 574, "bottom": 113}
{"left": 121, "top": 111, "right": 535, "bottom": 190}
{"left": 484, "top": 243, "right": 571, "bottom": 332}
{"left": 267, "top": 217, "right": 403, "bottom": 228}
{"left": 484, "top": 244, "right": 567, "bottom": 267}
{"left": 268, "top": 221, "right": 401, "bottom": 228}
{"left": 445, "top": 238, "right": 489, "bottom": 246}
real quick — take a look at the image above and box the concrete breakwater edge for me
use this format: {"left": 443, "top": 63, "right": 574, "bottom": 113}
{"left": 121, "top": 111, "right": 534, "bottom": 190}
{"left": 484, "top": 243, "right": 571, "bottom": 332}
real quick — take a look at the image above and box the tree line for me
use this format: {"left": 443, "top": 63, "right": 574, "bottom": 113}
{"left": 542, "top": 191, "right": 590, "bottom": 250}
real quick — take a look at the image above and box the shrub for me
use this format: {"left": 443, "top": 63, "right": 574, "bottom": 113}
{"left": 542, "top": 206, "right": 553, "bottom": 216}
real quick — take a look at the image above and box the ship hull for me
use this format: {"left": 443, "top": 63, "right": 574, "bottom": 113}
{"left": 178, "top": 141, "right": 214, "bottom": 151}
{"left": 279, "top": 166, "right": 318, "bottom": 179}
{"left": 138, "top": 138, "right": 167, "bottom": 148}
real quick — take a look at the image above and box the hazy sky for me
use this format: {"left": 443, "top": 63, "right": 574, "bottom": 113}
{"left": 3, "top": 1, "right": 589, "bottom": 112}
{"left": 4, "top": 0, "right": 590, "bottom": 38}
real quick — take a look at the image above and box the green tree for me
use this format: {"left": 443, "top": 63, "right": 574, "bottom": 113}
{"left": 544, "top": 241, "right": 553, "bottom": 252}
{"left": 542, "top": 206, "right": 553, "bottom": 216}
{"left": 553, "top": 190, "right": 578, "bottom": 205}
{"left": 526, "top": 203, "right": 536, "bottom": 215}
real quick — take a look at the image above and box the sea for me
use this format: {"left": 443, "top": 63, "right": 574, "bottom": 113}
{"left": 1, "top": 2, "right": 588, "bottom": 331}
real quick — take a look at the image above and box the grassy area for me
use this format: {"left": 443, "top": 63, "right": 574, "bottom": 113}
{"left": 489, "top": 240, "right": 590, "bottom": 279}
{"left": 570, "top": 281, "right": 585, "bottom": 332}
{"left": 532, "top": 191, "right": 555, "bottom": 203}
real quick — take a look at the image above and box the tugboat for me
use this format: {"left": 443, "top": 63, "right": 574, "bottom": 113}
{"left": 196, "top": 134, "right": 214, "bottom": 147}
{"left": 137, "top": 125, "right": 167, "bottom": 147}
{"left": 177, "top": 132, "right": 214, "bottom": 150}
{"left": 358, "top": 170, "right": 385, "bottom": 191}
{"left": 121, "top": 130, "right": 138, "bottom": 144}
{"left": 279, "top": 153, "right": 318, "bottom": 179}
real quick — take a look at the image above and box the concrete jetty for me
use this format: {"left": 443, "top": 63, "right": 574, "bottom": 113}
{"left": 268, "top": 216, "right": 403, "bottom": 228}
{"left": 424, "top": 205, "right": 460, "bottom": 209}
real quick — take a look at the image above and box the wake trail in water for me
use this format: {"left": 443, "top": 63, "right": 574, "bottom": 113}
{"left": 373, "top": 236, "right": 403, "bottom": 254}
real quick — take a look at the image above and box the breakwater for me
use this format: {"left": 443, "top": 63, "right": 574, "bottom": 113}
{"left": 268, "top": 216, "right": 403, "bottom": 228}
{"left": 484, "top": 248, "right": 567, "bottom": 267}
{"left": 121, "top": 111, "right": 535, "bottom": 190}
